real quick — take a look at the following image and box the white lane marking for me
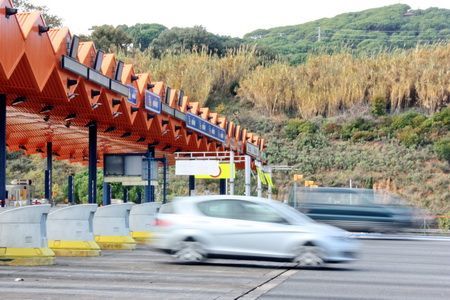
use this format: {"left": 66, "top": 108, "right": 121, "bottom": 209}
{"left": 236, "top": 269, "right": 299, "bottom": 300}
{"left": 350, "top": 233, "right": 450, "bottom": 241}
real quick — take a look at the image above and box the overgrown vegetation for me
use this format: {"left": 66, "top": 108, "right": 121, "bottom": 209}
{"left": 124, "top": 47, "right": 260, "bottom": 105}
{"left": 239, "top": 44, "right": 450, "bottom": 118}
{"left": 121, "top": 43, "right": 450, "bottom": 116}
{"left": 245, "top": 4, "right": 450, "bottom": 64}
{"left": 236, "top": 108, "right": 450, "bottom": 216}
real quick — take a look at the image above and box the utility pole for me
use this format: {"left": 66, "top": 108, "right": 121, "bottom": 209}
{"left": 317, "top": 26, "right": 321, "bottom": 42}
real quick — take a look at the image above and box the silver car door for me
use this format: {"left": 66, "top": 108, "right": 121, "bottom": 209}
{"left": 193, "top": 200, "right": 253, "bottom": 255}
{"left": 220, "top": 201, "right": 294, "bottom": 257}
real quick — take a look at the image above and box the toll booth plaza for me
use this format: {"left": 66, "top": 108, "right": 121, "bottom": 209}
{"left": 0, "top": 0, "right": 268, "bottom": 268}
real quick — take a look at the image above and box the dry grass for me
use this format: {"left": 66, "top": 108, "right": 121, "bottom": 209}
{"left": 125, "top": 47, "right": 258, "bottom": 105}
{"left": 122, "top": 43, "right": 449, "bottom": 116}
{"left": 238, "top": 43, "right": 450, "bottom": 118}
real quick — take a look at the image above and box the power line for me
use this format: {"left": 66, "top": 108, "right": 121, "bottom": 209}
{"left": 319, "top": 28, "right": 450, "bottom": 34}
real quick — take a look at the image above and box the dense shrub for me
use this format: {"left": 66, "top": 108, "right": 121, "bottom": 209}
{"left": 284, "top": 119, "right": 302, "bottom": 140}
{"left": 298, "top": 120, "right": 319, "bottom": 134}
{"left": 284, "top": 119, "right": 319, "bottom": 140}
{"left": 323, "top": 122, "right": 341, "bottom": 134}
{"left": 431, "top": 107, "right": 450, "bottom": 126}
{"left": 371, "top": 96, "right": 386, "bottom": 116}
{"left": 437, "top": 215, "right": 450, "bottom": 232}
{"left": 434, "top": 138, "right": 450, "bottom": 162}
{"left": 396, "top": 126, "right": 423, "bottom": 147}
{"left": 322, "top": 122, "right": 342, "bottom": 139}
{"left": 341, "top": 118, "right": 374, "bottom": 139}
{"left": 295, "top": 133, "right": 329, "bottom": 150}
{"left": 351, "top": 131, "right": 376, "bottom": 142}
{"left": 391, "top": 111, "right": 426, "bottom": 130}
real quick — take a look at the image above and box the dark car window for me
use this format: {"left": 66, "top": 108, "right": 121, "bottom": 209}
{"left": 197, "top": 200, "right": 289, "bottom": 224}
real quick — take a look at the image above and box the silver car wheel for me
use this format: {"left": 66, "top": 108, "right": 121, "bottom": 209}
{"left": 294, "top": 245, "right": 324, "bottom": 267}
{"left": 173, "top": 241, "right": 206, "bottom": 262}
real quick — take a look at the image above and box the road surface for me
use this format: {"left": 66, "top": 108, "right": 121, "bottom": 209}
{"left": 0, "top": 237, "right": 449, "bottom": 299}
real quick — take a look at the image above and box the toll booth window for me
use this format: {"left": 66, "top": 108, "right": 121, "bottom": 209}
{"left": 104, "top": 155, "right": 124, "bottom": 176}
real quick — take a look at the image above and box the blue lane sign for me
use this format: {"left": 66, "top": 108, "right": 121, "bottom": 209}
{"left": 186, "top": 113, "right": 226, "bottom": 143}
{"left": 128, "top": 85, "right": 137, "bottom": 105}
{"left": 145, "top": 90, "right": 162, "bottom": 114}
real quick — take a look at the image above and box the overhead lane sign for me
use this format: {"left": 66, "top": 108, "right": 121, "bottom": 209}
{"left": 145, "top": 90, "right": 162, "bottom": 114}
{"left": 186, "top": 113, "right": 226, "bottom": 143}
{"left": 246, "top": 142, "right": 260, "bottom": 159}
{"left": 128, "top": 85, "right": 137, "bottom": 105}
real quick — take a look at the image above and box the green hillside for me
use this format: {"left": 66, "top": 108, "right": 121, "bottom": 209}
{"left": 244, "top": 4, "right": 450, "bottom": 63}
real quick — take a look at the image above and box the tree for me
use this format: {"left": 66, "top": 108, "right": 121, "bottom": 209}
{"left": 434, "top": 139, "right": 450, "bottom": 163}
{"left": 125, "top": 23, "right": 167, "bottom": 51}
{"left": 90, "top": 25, "right": 132, "bottom": 53}
{"left": 150, "top": 26, "right": 242, "bottom": 57}
{"left": 12, "top": 0, "right": 62, "bottom": 27}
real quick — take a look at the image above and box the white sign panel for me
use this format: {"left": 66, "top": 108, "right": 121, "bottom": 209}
{"left": 246, "top": 142, "right": 260, "bottom": 158}
{"left": 175, "top": 160, "right": 219, "bottom": 176}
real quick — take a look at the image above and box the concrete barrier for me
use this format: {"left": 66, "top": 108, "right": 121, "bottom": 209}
{"left": 93, "top": 203, "right": 136, "bottom": 250}
{"left": 130, "top": 202, "right": 161, "bottom": 244}
{"left": 0, "top": 205, "right": 55, "bottom": 266}
{"left": 47, "top": 204, "right": 101, "bottom": 257}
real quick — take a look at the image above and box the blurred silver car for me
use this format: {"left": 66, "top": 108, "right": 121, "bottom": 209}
{"left": 152, "top": 195, "right": 359, "bottom": 266}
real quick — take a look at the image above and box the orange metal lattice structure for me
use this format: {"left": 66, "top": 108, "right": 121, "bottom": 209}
{"left": 0, "top": 0, "right": 266, "bottom": 167}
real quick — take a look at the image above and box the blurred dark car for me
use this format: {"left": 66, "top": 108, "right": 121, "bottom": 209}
{"left": 288, "top": 187, "right": 415, "bottom": 232}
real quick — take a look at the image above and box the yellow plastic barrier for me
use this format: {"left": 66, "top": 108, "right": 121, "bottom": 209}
{"left": 130, "top": 203, "right": 161, "bottom": 244}
{"left": 0, "top": 205, "right": 55, "bottom": 266}
{"left": 47, "top": 204, "right": 101, "bottom": 256}
{"left": 93, "top": 203, "right": 136, "bottom": 250}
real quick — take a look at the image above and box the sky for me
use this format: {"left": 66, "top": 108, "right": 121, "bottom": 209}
{"left": 29, "top": 0, "right": 450, "bottom": 37}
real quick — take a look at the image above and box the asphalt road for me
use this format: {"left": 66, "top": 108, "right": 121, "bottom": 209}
{"left": 0, "top": 237, "right": 449, "bottom": 300}
{"left": 260, "top": 238, "right": 450, "bottom": 300}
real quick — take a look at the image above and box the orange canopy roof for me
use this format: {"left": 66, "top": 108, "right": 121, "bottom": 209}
{"left": 0, "top": 0, "right": 265, "bottom": 167}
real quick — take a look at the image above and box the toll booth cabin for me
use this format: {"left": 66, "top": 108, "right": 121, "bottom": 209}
{"left": 5, "top": 179, "right": 34, "bottom": 206}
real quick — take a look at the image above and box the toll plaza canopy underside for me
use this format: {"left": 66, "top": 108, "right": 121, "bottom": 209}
{"left": 0, "top": 0, "right": 266, "bottom": 167}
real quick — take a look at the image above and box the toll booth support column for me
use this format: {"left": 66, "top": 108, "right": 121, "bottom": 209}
{"left": 229, "top": 151, "right": 235, "bottom": 195}
{"left": 257, "top": 173, "right": 262, "bottom": 198}
{"left": 145, "top": 145, "right": 155, "bottom": 202}
{"left": 162, "top": 156, "right": 167, "bottom": 203}
{"left": 188, "top": 175, "right": 195, "bottom": 196}
{"left": 88, "top": 122, "right": 97, "bottom": 204}
{"left": 245, "top": 155, "right": 251, "bottom": 196}
{"left": 68, "top": 174, "right": 74, "bottom": 204}
{"left": 123, "top": 186, "right": 128, "bottom": 203}
{"left": 267, "top": 167, "right": 273, "bottom": 200}
{"left": 219, "top": 179, "right": 226, "bottom": 195}
{"left": 256, "top": 161, "right": 262, "bottom": 198}
{"left": 45, "top": 142, "right": 52, "bottom": 202}
{"left": 0, "top": 94, "right": 6, "bottom": 207}
{"left": 137, "top": 188, "right": 142, "bottom": 204}
{"left": 102, "top": 182, "right": 111, "bottom": 206}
